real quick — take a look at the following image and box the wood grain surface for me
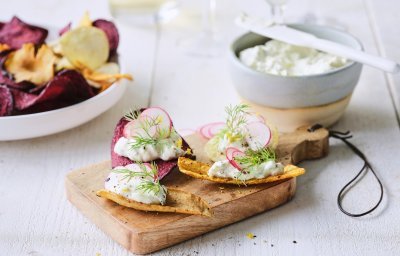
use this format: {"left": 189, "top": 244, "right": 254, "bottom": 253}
{"left": 65, "top": 127, "right": 328, "bottom": 254}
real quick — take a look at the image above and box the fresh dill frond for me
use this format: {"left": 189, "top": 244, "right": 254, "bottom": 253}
{"left": 219, "top": 104, "right": 250, "bottom": 137}
{"left": 124, "top": 108, "right": 141, "bottom": 121}
{"left": 127, "top": 115, "right": 170, "bottom": 149}
{"left": 129, "top": 136, "right": 158, "bottom": 149}
{"left": 112, "top": 162, "right": 166, "bottom": 198}
{"left": 235, "top": 147, "right": 276, "bottom": 168}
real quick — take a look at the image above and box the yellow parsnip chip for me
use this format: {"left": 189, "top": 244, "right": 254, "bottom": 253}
{"left": 178, "top": 157, "right": 305, "bottom": 185}
{"left": 97, "top": 188, "right": 213, "bottom": 217}
{"left": 5, "top": 43, "right": 56, "bottom": 85}
{"left": 60, "top": 26, "right": 109, "bottom": 70}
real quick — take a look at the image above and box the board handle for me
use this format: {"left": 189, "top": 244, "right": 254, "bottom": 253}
{"left": 277, "top": 126, "right": 329, "bottom": 165}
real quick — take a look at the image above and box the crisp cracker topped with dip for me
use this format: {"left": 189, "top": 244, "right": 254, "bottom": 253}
{"left": 178, "top": 104, "right": 305, "bottom": 184}
{"left": 97, "top": 107, "right": 213, "bottom": 216}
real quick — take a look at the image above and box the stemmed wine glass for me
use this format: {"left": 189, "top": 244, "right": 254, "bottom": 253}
{"left": 265, "top": 0, "right": 290, "bottom": 24}
{"left": 178, "top": 0, "right": 221, "bottom": 57}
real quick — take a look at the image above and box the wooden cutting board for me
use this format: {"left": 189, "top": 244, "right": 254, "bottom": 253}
{"left": 65, "top": 126, "right": 329, "bottom": 255}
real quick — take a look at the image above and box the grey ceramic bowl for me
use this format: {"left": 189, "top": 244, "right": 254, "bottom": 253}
{"left": 229, "top": 24, "right": 363, "bottom": 109}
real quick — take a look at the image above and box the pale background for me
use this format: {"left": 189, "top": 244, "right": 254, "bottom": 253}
{"left": 0, "top": 0, "right": 399, "bottom": 255}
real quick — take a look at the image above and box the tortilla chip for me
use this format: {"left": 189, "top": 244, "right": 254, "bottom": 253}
{"left": 5, "top": 43, "right": 56, "bottom": 86}
{"left": 177, "top": 157, "right": 305, "bottom": 185}
{"left": 97, "top": 188, "right": 213, "bottom": 217}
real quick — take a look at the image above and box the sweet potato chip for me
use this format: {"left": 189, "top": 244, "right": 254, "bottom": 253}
{"left": 177, "top": 157, "right": 305, "bottom": 185}
{"left": 0, "top": 17, "right": 48, "bottom": 49}
{"left": 81, "top": 62, "right": 133, "bottom": 90}
{"left": 5, "top": 43, "right": 56, "bottom": 86}
{"left": 97, "top": 188, "right": 213, "bottom": 217}
{"left": 60, "top": 26, "right": 109, "bottom": 70}
{"left": 0, "top": 43, "right": 9, "bottom": 52}
{"left": 0, "top": 85, "right": 13, "bottom": 116}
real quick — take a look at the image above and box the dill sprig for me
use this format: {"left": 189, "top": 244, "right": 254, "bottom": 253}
{"left": 127, "top": 115, "right": 170, "bottom": 149}
{"left": 225, "top": 104, "right": 249, "bottom": 132}
{"left": 216, "top": 104, "right": 250, "bottom": 140}
{"left": 124, "top": 108, "right": 141, "bottom": 121}
{"left": 113, "top": 162, "right": 166, "bottom": 199}
{"left": 235, "top": 147, "right": 276, "bottom": 169}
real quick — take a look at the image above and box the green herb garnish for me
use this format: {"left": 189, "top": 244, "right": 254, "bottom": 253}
{"left": 215, "top": 104, "right": 250, "bottom": 142}
{"left": 124, "top": 108, "right": 141, "bottom": 122}
{"left": 113, "top": 162, "right": 166, "bottom": 199}
{"left": 224, "top": 104, "right": 249, "bottom": 134}
{"left": 127, "top": 115, "right": 170, "bottom": 150}
{"left": 235, "top": 147, "right": 276, "bottom": 169}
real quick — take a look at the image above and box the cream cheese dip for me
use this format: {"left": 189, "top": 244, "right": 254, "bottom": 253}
{"left": 239, "top": 39, "right": 348, "bottom": 76}
{"left": 105, "top": 164, "right": 167, "bottom": 205}
{"left": 208, "top": 159, "right": 284, "bottom": 181}
{"left": 114, "top": 129, "right": 186, "bottom": 162}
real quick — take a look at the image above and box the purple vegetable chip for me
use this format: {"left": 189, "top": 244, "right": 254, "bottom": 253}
{"left": 59, "top": 22, "right": 71, "bottom": 36}
{"left": 11, "top": 69, "right": 94, "bottom": 111}
{"left": 93, "top": 19, "right": 119, "bottom": 53}
{"left": 0, "top": 85, "right": 13, "bottom": 116}
{"left": 111, "top": 113, "right": 192, "bottom": 180}
{"left": 0, "top": 16, "right": 48, "bottom": 49}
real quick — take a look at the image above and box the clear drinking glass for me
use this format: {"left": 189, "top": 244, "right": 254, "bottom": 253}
{"left": 265, "top": 0, "right": 289, "bottom": 24}
{"left": 178, "top": 0, "right": 221, "bottom": 57}
{"left": 109, "top": 0, "right": 179, "bottom": 26}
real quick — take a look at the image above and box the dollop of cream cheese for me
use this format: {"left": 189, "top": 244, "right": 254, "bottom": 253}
{"left": 208, "top": 159, "right": 284, "bottom": 181}
{"left": 239, "top": 40, "right": 348, "bottom": 76}
{"left": 105, "top": 165, "right": 167, "bottom": 205}
{"left": 114, "top": 130, "right": 186, "bottom": 162}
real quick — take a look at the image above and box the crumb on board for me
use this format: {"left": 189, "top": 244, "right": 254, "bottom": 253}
{"left": 246, "top": 232, "right": 256, "bottom": 239}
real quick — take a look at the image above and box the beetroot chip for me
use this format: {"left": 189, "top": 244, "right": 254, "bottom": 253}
{"left": 111, "top": 115, "right": 192, "bottom": 180}
{"left": 0, "top": 17, "right": 48, "bottom": 49}
{"left": 93, "top": 19, "right": 119, "bottom": 53}
{"left": 0, "top": 85, "right": 13, "bottom": 116}
{"left": 59, "top": 22, "right": 71, "bottom": 36}
{"left": 11, "top": 69, "right": 94, "bottom": 111}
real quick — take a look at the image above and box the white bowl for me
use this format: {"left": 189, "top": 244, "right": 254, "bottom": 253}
{"left": 0, "top": 82, "right": 126, "bottom": 141}
{"left": 229, "top": 24, "right": 363, "bottom": 109}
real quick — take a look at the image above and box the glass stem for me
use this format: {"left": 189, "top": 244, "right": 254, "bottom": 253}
{"left": 202, "top": 0, "right": 217, "bottom": 35}
{"left": 271, "top": 4, "right": 285, "bottom": 24}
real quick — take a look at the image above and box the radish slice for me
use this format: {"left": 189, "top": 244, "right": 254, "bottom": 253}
{"left": 123, "top": 120, "right": 137, "bottom": 138}
{"left": 140, "top": 107, "right": 172, "bottom": 137}
{"left": 199, "top": 122, "right": 225, "bottom": 139}
{"left": 245, "top": 121, "right": 272, "bottom": 150}
{"left": 226, "top": 147, "right": 245, "bottom": 171}
{"left": 123, "top": 115, "right": 159, "bottom": 139}
{"left": 246, "top": 113, "right": 265, "bottom": 124}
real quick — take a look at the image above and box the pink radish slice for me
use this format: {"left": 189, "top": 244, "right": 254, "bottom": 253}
{"left": 226, "top": 147, "right": 245, "bottom": 171}
{"left": 199, "top": 122, "right": 225, "bottom": 139}
{"left": 245, "top": 121, "right": 272, "bottom": 150}
{"left": 246, "top": 113, "right": 265, "bottom": 124}
{"left": 123, "top": 120, "right": 137, "bottom": 138}
{"left": 123, "top": 115, "right": 158, "bottom": 139}
{"left": 140, "top": 107, "right": 172, "bottom": 137}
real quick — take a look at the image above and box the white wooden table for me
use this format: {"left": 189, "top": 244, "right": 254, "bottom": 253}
{"left": 1, "top": 0, "right": 400, "bottom": 255}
